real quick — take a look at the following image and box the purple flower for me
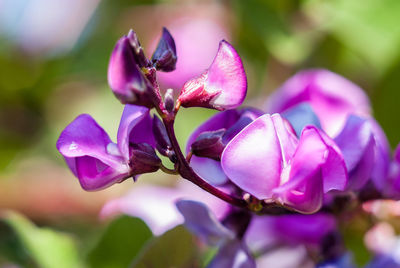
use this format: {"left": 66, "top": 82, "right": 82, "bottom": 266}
{"left": 266, "top": 69, "right": 391, "bottom": 193}
{"left": 56, "top": 105, "right": 159, "bottom": 191}
{"left": 186, "top": 108, "right": 263, "bottom": 186}
{"left": 221, "top": 114, "right": 347, "bottom": 213}
{"left": 266, "top": 69, "right": 371, "bottom": 136}
{"left": 178, "top": 40, "right": 247, "bottom": 111}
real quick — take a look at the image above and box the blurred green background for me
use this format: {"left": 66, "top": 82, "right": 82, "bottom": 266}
{"left": 0, "top": 0, "right": 399, "bottom": 267}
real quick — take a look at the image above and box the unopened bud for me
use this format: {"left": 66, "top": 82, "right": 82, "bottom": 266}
{"left": 152, "top": 116, "right": 172, "bottom": 156}
{"left": 164, "top": 88, "right": 175, "bottom": 112}
{"left": 129, "top": 143, "right": 161, "bottom": 175}
{"left": 127, "top": 29, "right": 151, "bottom": 68}
{"left": 191, "top": 129, "right": 226, "bottom": 160}
{"left": 151, "top": 27, "right": 177, "bottom": 72}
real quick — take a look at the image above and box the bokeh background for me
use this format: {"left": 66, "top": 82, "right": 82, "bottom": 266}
{"left": 0, "top": 0, "right": 399, "bottom": 267}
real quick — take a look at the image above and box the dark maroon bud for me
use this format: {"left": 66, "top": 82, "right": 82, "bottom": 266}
{"left": 127, "top": 29, "right": 151, "bottom": 68}
{"left": 129, "top": 143, "right": 161, "bottom": 175}
{"left": 151, "top": 27, "right": 177, "bottom": 72}
{"left": 164, "top": 88, "right": 175, "bottom": 112}
{"left": 191, "top": 129, "right": 226, "bottom": 160}
{"left": 152, "top": 116, "right": 172, "bottom": 156}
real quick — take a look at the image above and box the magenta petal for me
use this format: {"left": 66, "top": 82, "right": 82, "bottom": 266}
{"left": 107, "top": 36, "right": 150, "bottom": 104}
{"left": 334, "top": 115, "right": 375, "bottom": 190}
{"left": 117, "top": 105, "right": 154, "bottom": 160}
{"left": 266, "top": 69, "right": 371, "bottom": 136}
{"left": 395, "top": 144, "right": 400, "bottom": 163}
{"left": 178, "top": 40, "right": 247, "bottom": 110}
{"left": 74, "top": 156, "right": 128, "bottom": 190}
{"left": 273, "top": 127, "right": 344, "bottom": 213}
{"left": 222, "top": 114, "right": 283, "bottom": 199}
{"left": 151, "top": 27, "right": 177, "bottom": 72}
{"left": 56, "top": 114, "right": 129, "bottom": 190}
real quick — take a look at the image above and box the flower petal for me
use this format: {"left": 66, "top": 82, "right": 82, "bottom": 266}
{"left": 117, "top": 104, "right": 154, "bottom": 160}
{"left": 334, "top": 115, "right": 375, "bottom": 190}
{"left": 370, "top": 119, "right": 391, "bottom": 191}
{"left": 108, "top": 36, "right": 152, "bottom": 105}
{"left": 273, "top": 126, "right": 346, "bottom": 213}
{"left": 176, "top": 200, "right": 234, "bottom": 245}
{"left": 207, "top": 240, "right": 256, "bottom": 268}
{"left": 56, "top": 114, "right": 130, "bottom": 190}
{"left": 178, "top": 40, "right": 247, "bottom": 110}
{"left": 222, "top": 114, "right": 283, "bottom": 199}
{"left": 266, "top": 69, "right": 371, "bottom": 136}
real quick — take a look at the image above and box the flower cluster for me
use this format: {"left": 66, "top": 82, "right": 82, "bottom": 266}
{"left": 57, "top": 28, "right": 400, "bottom": 267}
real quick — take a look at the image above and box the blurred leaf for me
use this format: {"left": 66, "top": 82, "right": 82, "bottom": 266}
{"left": 305, "top": 0, "right": 400, "bottom": 75}
{"left": 132, "top": 225, "right": 200, "bottom": 268}
{"left": 87, "top": 216, "right": 152, "bottom": 268}
{"left": 0, "top": 211, "right": 83, "bottom": 268}
{"left": 340, "top": 215, "right": 371, "bottom": 266}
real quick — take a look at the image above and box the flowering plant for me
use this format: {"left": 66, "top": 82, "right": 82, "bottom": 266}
{"left": 57, "top": 28, "right": 400, "bottom": 267}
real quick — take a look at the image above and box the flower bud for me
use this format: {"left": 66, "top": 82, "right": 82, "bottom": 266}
{"left": 164, "top": 88, "right": 175, "bottom": 112}
{"left": 152, "top": 116, "right": 172, "bottom": 157}
{"left": 151, "top": 27, "right": 177, "bottom": 72}
{"left": 191, "top": 129, "right": 226, "bottom": 160}
{"left": 108, "top": 35, "right": 154, "bottom": 107}
{"left": 127, "top": 29, "right": 150, "bottom": 68}
{"left": 178, "top": 40, "right": 247, "bottom": 111}
{"left": 129, "top": 143, "right": 161, "bottom": 176}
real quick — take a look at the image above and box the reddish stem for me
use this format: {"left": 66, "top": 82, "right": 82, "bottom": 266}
{"left": 162, "top": 117, "right": 248, "bottom": 208}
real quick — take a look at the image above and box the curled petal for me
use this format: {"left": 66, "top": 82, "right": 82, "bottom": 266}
{"left": 176, "top": 200, "right": 234, "bottom": 245}
{"left": 207, "top": 240, "right": 256, "bottom": 268}
{"left": 274, "top": 126, "right": 347, "bottom": 212}
{"left": 266, "top": 69, "right": 371, "bottom": 136}
{"left": 108, "top": 36, "right": 152, "bottom": 106}
{"left": 178, "top": 40, "right": 247, "bottom": 110}
{"left": 56, "top": 114, "right": 130, "bottom": 190}
{"left": 117, "top": 105, "right": 154, "bottom": 160}
{"left": 222, "top": 114, "right": 283, "bottom": 199}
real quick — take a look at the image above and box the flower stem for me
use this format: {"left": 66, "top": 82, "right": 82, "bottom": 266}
{"left": 162, "top": 117, "right": 248, "bottom": 209}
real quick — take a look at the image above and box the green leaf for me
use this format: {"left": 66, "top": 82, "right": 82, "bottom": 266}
{"left": 132, "top": 225, "right": 200, "bottom": 268}
{"left": 305, "top": 0, "right": 400, "bottom": 75}
{"left": 87, "top": 216, "right": 152, "bottom": 268}
{"left": 0, "top": 211, "right": 83, "bottom": 268}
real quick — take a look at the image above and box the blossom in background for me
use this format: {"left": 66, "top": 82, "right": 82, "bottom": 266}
{"left": 100, "top": 180, "right": 229, "bottom": 235}
{"left": 221, "top": 114, "right": 347, "bottom": 213}
{"left": 57, "top": 105, "right": 159, "bottom": 190}
{"left": 266, "top": 69, "right": 391, "bottom": 194}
